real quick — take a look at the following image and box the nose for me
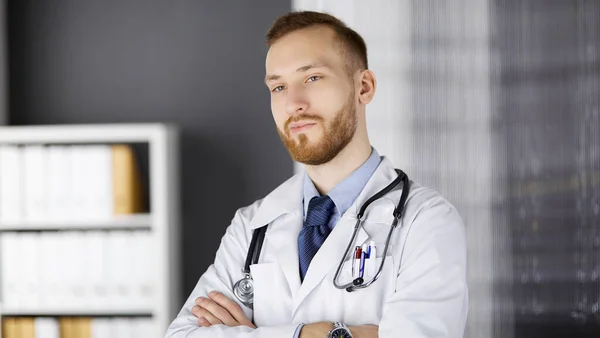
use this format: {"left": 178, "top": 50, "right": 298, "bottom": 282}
{"left": 285, "top": 88, "right": 308, "bottom": 116}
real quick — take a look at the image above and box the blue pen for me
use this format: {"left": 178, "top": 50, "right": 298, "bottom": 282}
{"left": 359, "top": 244, "right": 367, "bottom": 279}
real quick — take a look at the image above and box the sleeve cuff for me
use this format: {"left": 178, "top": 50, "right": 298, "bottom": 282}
{"left": 293, "top": 323, "right": 306, "bottom": 338}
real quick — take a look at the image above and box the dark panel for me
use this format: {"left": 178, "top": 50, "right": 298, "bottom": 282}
{"left": 493, "top": 0, "right": 600, "bottom": 336}
{"left": 6, "top": 0, "right": 292, "bottom": 303}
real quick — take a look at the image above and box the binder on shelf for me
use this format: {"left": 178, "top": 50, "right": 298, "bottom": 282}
{"left": 1, "top": 317, "right": 17, "bottom": 338}
{"left": 84, "top": 231, "right": 107, "bottom": 310}
{"left": 112, "top": 318, "right": 132, "bottom": 338}
{"left": 64, "top": 232, "right": 84, "bottom": 310}
{"left": 18, "top": 317, "right": 35, "bottom": 338}
{"left": 34, "top": 317, "right": 59, "bottom": 338}
{"left": 106, "top": 231, "right": 131, "bottom": 309}
{"left": 59, "top": 317, "right": 74, "bottom": 338}
{"left": 137, "top": 231, "right": 155, "bottom": 309}
{"left": 46, "top": 146, "right": 72, "bottom": 222}
{"left": 1, "top": 233, "right": 18, "bottom": 310}
{"left": 87, "top": 145, "right": 114, "bottom": 220}
{"left": 37, "top": 232, "right": 55, "bottom": 309}
{"left": 20, "top": 234, "right": 39, "bottom": 310}
{"left": 112, "top": 145, "right": 144, "bottom": 215}
{"left": 23, "top": 146, "right": 46, "bottom": 223}
{"left": 42, "top": 232, "right": 63, "bottom": 310}
{"left": 0, "top": 146, "right": 24, "bottom": 223}
{"left": 90, "top": 318, "right": 111, "bottom": 338}
{"left": 72, "top": 318, "right": 91, "bottom": 338}
{"left": 70, "top": 145, "right": 114, "bottom": 222}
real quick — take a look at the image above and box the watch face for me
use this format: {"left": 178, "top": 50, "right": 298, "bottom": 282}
{"left": 331, "top": 328, "right": 351, "bottom": 338}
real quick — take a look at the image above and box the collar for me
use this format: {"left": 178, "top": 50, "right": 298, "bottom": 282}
{"left": 249, "top": 156, "right": 401, "bottom": 229}
{"left": 302, "top": 148, "right": 381, "bottom": 219}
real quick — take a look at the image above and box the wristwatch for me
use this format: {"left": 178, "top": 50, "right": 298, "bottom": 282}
{"left": 327, "top": 322, "right": 353, "bottom": 338}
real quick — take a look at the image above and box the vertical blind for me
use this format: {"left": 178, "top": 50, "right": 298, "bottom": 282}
{"left": 292, "top": 0, "right": 600, "bottom": 337}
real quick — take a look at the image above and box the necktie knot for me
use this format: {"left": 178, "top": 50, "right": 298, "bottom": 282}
{"left": 305, "top": 195, "right": 335, "bottom": 227}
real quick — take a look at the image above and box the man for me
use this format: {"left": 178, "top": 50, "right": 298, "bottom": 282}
{"left": 166, "top": 10, "right": 468, "bottom": 338}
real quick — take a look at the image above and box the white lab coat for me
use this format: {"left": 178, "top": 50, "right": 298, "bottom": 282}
{"left": 165, "top": 157, "right": 468, "bottom": 338}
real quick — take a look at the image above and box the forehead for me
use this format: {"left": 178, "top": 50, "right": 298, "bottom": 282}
{"left": 265, "top": 26, "right": 345, "bottom": 74}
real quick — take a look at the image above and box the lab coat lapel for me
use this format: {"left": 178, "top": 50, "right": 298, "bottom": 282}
{"left": 268, "top": 211, "right": 303, "bottom": 297}
{"left": 248, "top": 173, "right": 303, "bottom": 230}
{"left": 249, "top": 172, "right": 304, "bottom": 297}
{"left": 292, "top": 157, "right": 399, "bottom": 313}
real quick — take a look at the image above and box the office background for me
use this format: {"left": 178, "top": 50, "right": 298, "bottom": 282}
{"left": 1, "top": 0, "right": 599, "bottom": 337}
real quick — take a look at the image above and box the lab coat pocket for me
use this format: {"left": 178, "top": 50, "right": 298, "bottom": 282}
{"left": 249, "top": 262, "right": 292, "bottom": 326}
{"left": 337, "top": 254, "right": 395, "bottom": 324}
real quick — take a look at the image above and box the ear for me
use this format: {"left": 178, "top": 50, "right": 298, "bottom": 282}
{"left": 357, "top": 69, "right": 377, "bottom": 104}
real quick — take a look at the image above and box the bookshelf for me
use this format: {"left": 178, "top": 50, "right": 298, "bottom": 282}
{"left": 0, "top": 214, "right": 152, "bottom": 232}
{"left": 0, "top": 123, "right": 180, "bottom": 337}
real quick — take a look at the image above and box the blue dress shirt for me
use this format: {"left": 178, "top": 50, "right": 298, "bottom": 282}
{"left": 293, "top": 148, "right": 382, "bottom": 338}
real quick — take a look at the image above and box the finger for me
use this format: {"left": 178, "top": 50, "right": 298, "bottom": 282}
{"left": 197, "top": 316, "right": 211, "bottom": 327}
{"left": 208, "top": 291, "right": 256, "bottom": 328}
{"left": 191, "top": 304, "right": 202, "bottom": 319}
{"left": 192, "top": 305, "right": 223, "bottom": 326}
{"left": 192, "top": 305, "right": 212, "bottom": 327}
{"left": 196, "top": 296, "right": 237, "bottom": 326}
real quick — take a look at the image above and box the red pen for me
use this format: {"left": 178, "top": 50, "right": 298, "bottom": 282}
{"left": 352, "top": 246, "right": 362, "bottom": 279}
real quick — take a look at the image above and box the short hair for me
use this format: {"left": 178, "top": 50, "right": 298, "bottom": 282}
{"left": 266, "top": 11, "right": 368, "bottom": 74}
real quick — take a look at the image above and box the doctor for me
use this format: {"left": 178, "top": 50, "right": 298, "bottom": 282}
{"left": 166, "top": 10, "right": 468, "bottom": 338}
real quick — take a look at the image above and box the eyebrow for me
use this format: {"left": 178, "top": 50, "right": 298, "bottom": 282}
{"left": 264, "top": 62, "right": 329, "bottom": 84}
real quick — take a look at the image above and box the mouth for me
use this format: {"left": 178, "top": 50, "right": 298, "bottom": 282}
{"left": 289, "top": 121, "right": 317, "bottom": 133}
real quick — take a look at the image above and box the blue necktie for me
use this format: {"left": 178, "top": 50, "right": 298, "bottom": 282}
{"left": 298, "top": 195, "right": 335, "bottom": 282}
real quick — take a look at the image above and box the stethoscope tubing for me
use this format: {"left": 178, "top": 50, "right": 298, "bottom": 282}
{"left": 333, "top": 170, "right": 409, "bottom": 292}
{"left": 234, "top": 169, "right": 410, "bottom": 307}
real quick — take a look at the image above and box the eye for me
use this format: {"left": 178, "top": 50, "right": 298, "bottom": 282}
{"left": 306, "top": 75, "right": 321, "bottom": 83}
{"left": 271, "top": 85, "right": 285, "bottom": 93}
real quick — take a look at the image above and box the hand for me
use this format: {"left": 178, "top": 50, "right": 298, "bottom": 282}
{"left": 191, "top": 291, "right": 256, "bottom": 329}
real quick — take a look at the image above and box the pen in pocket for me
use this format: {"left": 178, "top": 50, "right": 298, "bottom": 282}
{"left": 359, "top": 243, "right": 367, "bottom": 279}
{"left": 368, "top": 240, "right": 377, "bottom": 276}
{"left": 352, "top": 246, "right": 361, "bottom": 279}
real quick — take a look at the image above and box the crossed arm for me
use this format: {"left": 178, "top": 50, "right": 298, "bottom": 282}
{"left": 190, "top": 291, "right": 378, "bottom": 338}
{"left": 165, "top": 197, "right": 468, "bottom": 338}
{"left": 164, "top": 208, "right": 380, "bottom": 338}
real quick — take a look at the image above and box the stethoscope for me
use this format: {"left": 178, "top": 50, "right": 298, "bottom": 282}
{"left": 233, "top": 169, "right": 410, "bottom": 309}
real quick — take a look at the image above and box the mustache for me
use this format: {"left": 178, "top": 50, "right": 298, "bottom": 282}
{"left": 284, "top": 114, "right": 324, "bottom": 131}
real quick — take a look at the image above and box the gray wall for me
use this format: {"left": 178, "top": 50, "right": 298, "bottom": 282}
{"left": 0, "top": 0, "right": 6, "bottom": 125}
{"left": 7, "top": 0, "right": 292, "bottom": 302}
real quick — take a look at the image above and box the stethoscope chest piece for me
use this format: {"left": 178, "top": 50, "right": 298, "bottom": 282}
{"left": 233, "top": 271, "right": 254, "bottom": 309}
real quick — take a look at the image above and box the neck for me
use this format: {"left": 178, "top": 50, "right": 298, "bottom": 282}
{"left": 304, "top": 135, "right": 372, "bottom": 195}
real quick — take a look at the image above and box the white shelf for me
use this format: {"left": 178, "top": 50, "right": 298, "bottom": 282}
{"left": 0, "top": 123, "right": 181, "bottom": 338}
{"left": 0, "top": 214, "right": 152, "bottom": 231}
{"left": 1, "top": 308, "right": 153, "bottom": 317}
{"left": 0, "top": 123, "right": 173, "bottom": 144}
